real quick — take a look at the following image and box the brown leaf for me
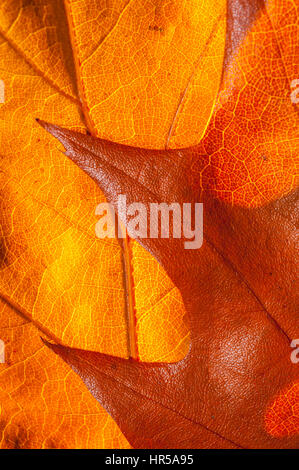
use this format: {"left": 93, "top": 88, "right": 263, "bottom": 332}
{"left": 38, "top": 120, "right": 299, "bottom": 449}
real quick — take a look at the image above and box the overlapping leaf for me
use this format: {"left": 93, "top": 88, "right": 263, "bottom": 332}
{"left": 0, "top": 0, "right": 298, "bottom": 448}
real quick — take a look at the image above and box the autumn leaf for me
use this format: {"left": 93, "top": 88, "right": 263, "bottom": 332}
{"left": 37, "top": 118, "right": 299, "bottom": 449}
{"left": 0, "top": 0, "right": 298, "bottom": 449}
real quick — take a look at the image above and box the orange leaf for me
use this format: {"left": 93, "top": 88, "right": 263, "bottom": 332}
{"left": 0, "top": 298, "right": 129, "bottom": 449}
{"left": 0, "top": 0, "right": 298, "bottom": 449}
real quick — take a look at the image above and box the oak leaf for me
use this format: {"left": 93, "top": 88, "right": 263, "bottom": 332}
{"left": 38, "top": 118, "right": 299, "bottom": 449}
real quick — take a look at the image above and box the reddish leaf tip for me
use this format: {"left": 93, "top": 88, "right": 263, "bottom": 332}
{"left": 40, "top": 337, "right": 77, "bottom": 368}
{"left": 35, "top": 120, "right": 72, "bottom": 155}
{"left": 40, "top": 336, "right": 61, "bottom": 355}
{"left": 35, "top": 118, "right": 58, "bottom": 135}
